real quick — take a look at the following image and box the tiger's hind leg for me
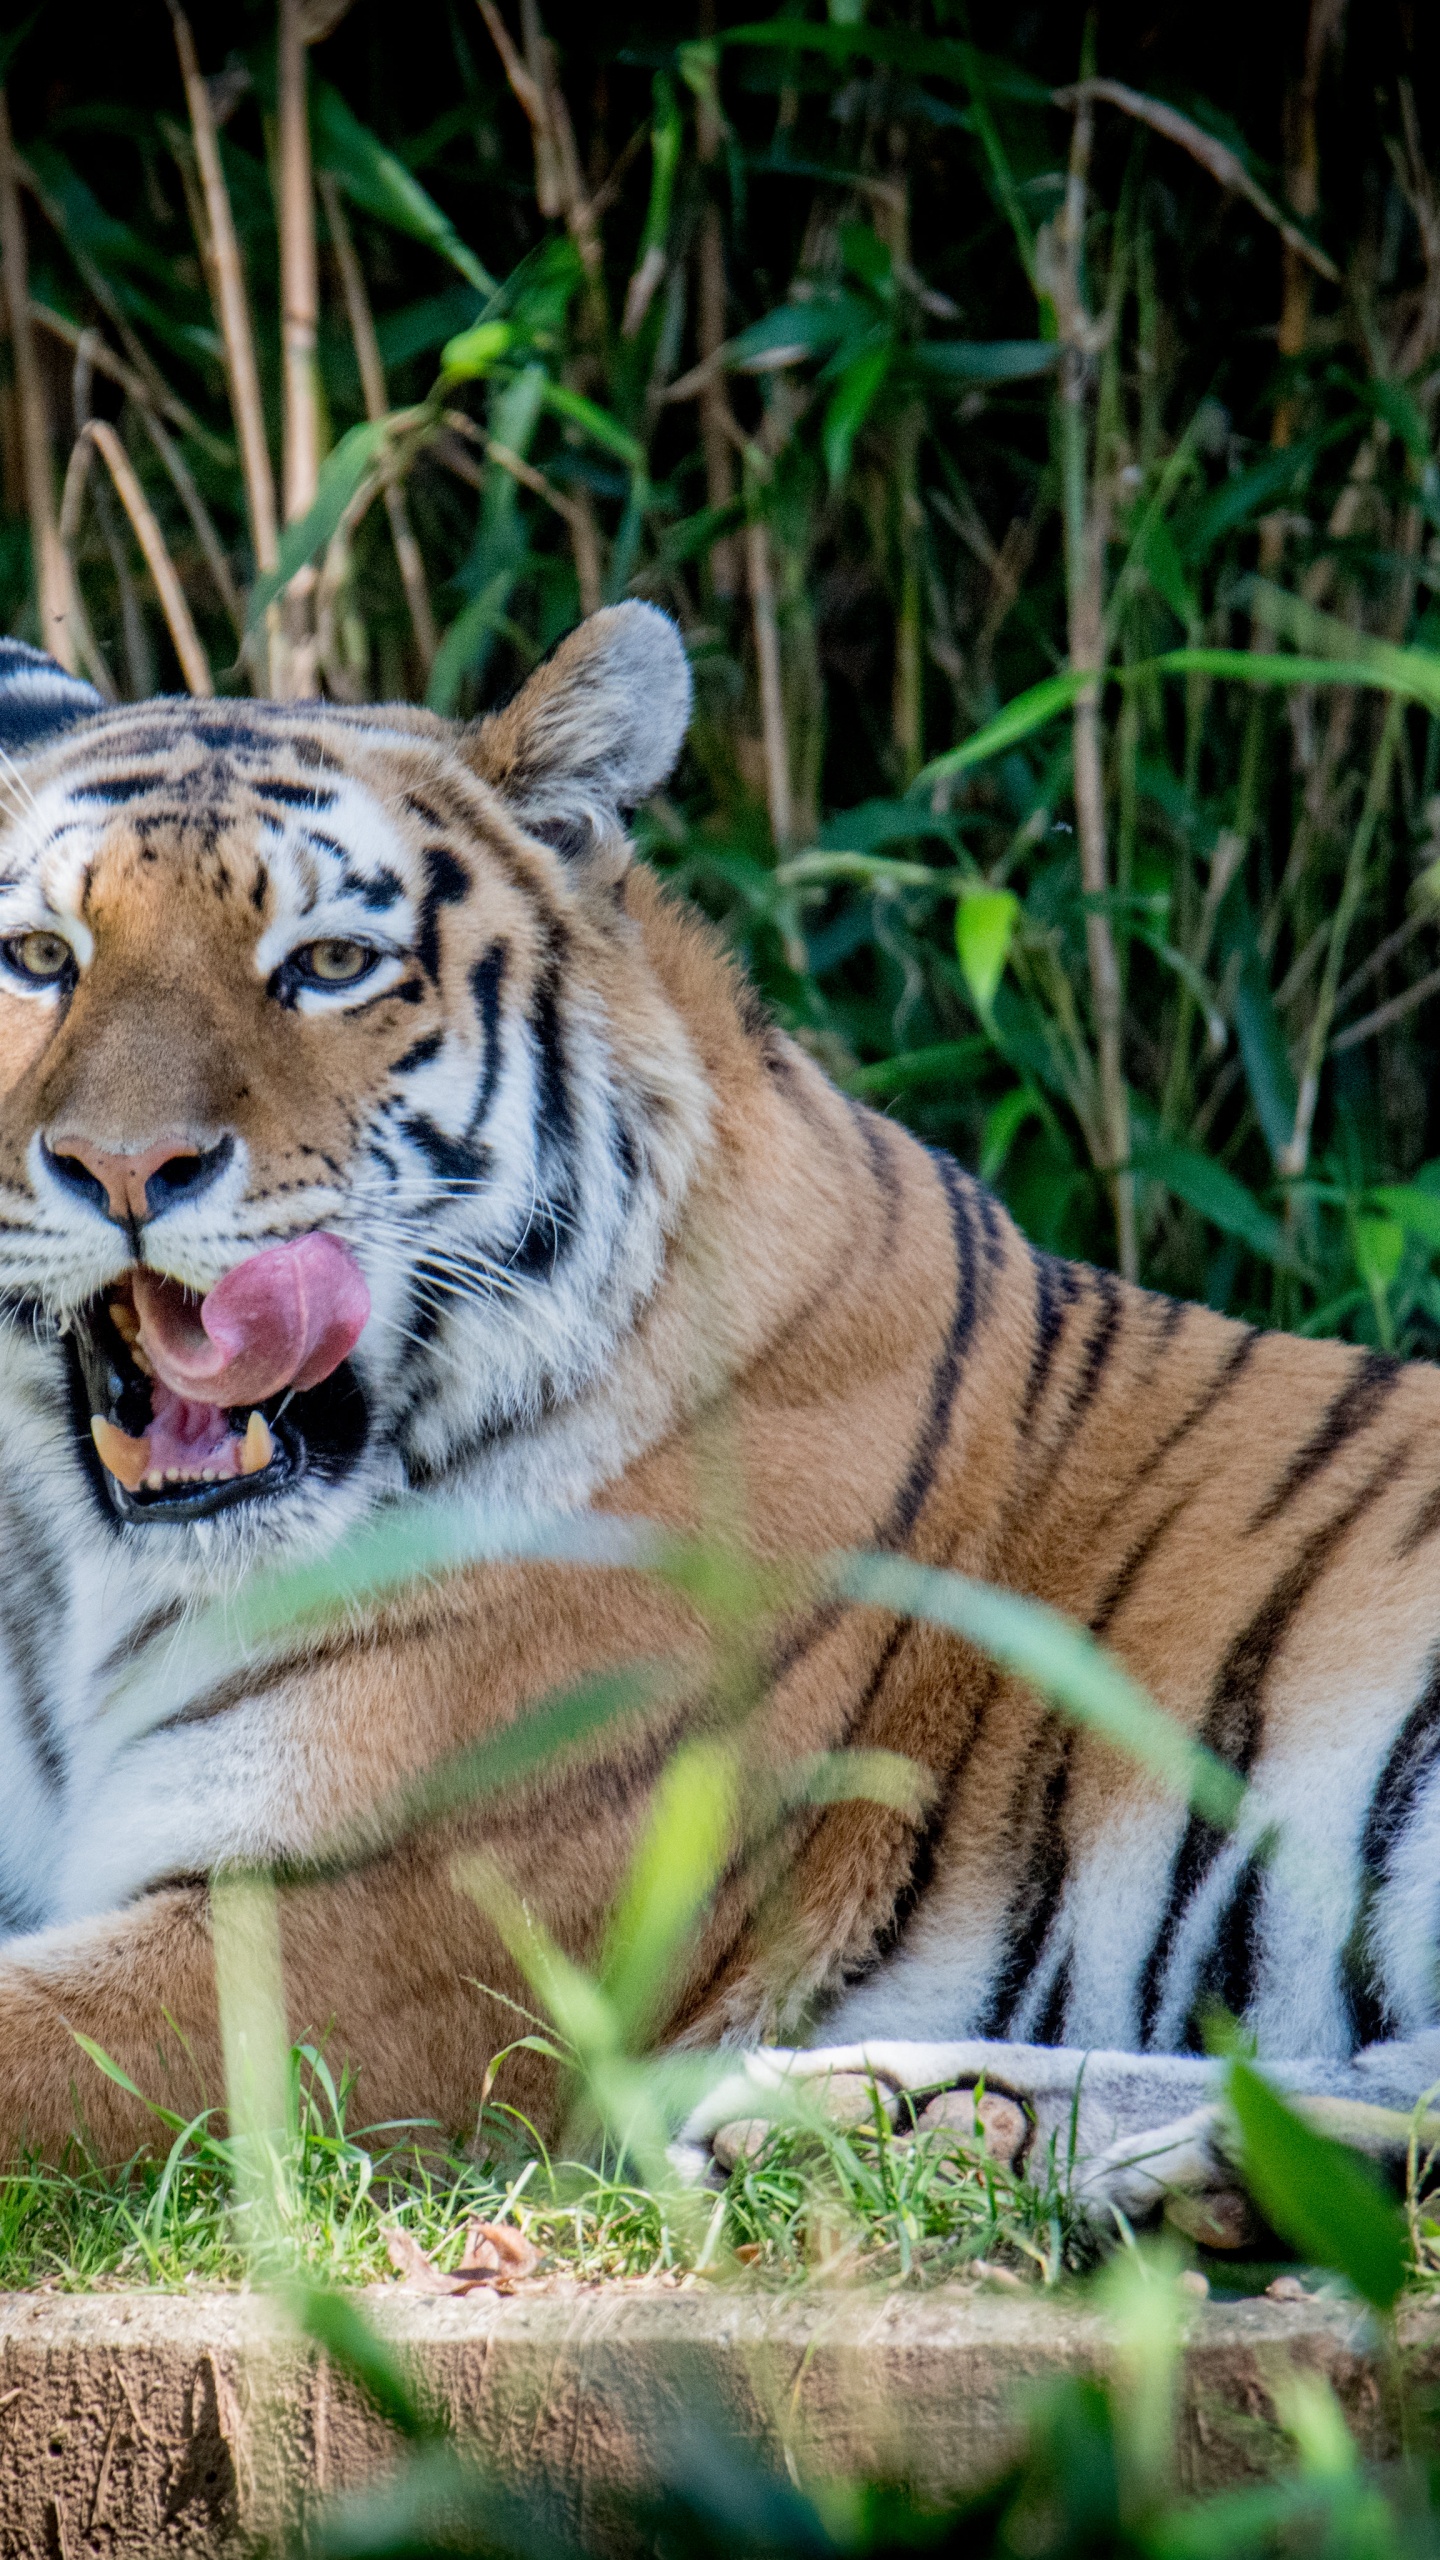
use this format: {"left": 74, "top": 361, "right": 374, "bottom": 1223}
{"left": 674, "top": 2034, "right": 1440, "bottom": 2227}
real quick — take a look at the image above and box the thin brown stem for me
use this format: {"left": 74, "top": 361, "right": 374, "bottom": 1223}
{"left": 320, "top": 173, "right": 437, "bottom": 672}
{"left": 0, "top": 89, "right": 72, "bottom": 665}
{"left": 165, "top": 0, "right": 282, "bottom": 688}
{"left": 746, "top": 510, "right": 791, "bottom": 850}
{"left": 55, "top": 435, "right": 117, "bottom": 700}
{"left": 71, "top": 420, "right": 213, "bottom": 696}
{"left": 278, "top": 0, "right": 320, "bottom": 694}
{"left": 1046, "top": 71, "right": 1135, "bottom": 1279}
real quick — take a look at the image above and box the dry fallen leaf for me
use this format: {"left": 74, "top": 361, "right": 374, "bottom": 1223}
{"left": 383, "top": 2219, "right": 540, "bottom": 2295}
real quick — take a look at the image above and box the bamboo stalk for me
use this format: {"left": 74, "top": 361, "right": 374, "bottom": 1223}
{"left": 165, "top": 0, "right": 283, "bottom": 688}
{"left": 0, "top": 90, "right": 72, "bottom": 667}
{"left": 72, "top": 421, "right": 213, "bottom": 697}
{"left": 55, "top": 435, "right": 117, "bottom": 700}
{"left": 321, "top": 173, "right": 437, "bottom": 672}
{"left": 1047, "top": 81, "right": 1135, "bottom": 1280}
{"left": 746, "top": 510, "right": 791, "bottom": 850}
{"left": 278, "top": 0, "right": 320, "bottom": 694}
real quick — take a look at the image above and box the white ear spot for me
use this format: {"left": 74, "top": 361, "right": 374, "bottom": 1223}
{"left": 466, "top": 602, "right": 692, "bottom": 856}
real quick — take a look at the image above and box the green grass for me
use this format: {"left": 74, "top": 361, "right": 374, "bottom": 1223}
{"left": 0, "top": 2047, "right": 1085, "bottom": 2297}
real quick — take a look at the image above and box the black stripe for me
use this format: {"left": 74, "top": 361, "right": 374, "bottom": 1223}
{"left": 1112, "top": 1326, "right": 1262, "bottom": 1513}
{"left": 1061, "top": 1268, "right": 1124, "bottom": 1443}
{"left": 846, "top": 1098, "right": 904, "bottom": 1246}
{"left": 529, "top": 939, "right": 576, "bottom": 1155}
{"left": 395, "top": 1032, "right": 444, "bottom": 1073}
{"left": 886, "top": 1154, "right": 988, "bottom": 1545}
{"left": 1249, "top": 1350, "right": 1400, "bottom": 1530}
{"left": 1184, "top": 1848, "right": 1266, "bottom": 2050}
{"left": 1138, "top": 1463, "right": 1392, "bottom": 2044}
{"left": 1021, "top": 1250, "right": 1080, "bottom": 1429}
{"left": 1361, "top": 1658, "right": 1440, "bottom": 1877}
{"left": 981, "top": 1726, "right": 1072, "bottom": 2036}
{"left": 416, "top": 846, "right": 469, "bottom": 980}
{"left": 399, "top": 1115, "right": 490, "bottom": 1187}
{"left": 1091, "top": 1493, "right": 1191, "bottom": 1638}
{"left": 1398, "top": 1476, "right": 1440, "bottom": 1561}
{"left": 1035, "top": 1951, "right": 1072, "bottom": 2047}
{"left": 252, "top": 779, "right": 337, "bottom": 810}
{"left": 468, "top": 940, "right": 508, "bottom": 1136}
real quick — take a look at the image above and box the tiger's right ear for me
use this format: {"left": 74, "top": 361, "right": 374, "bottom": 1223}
{"left": 0, "top": 640, "right": 104, "bottom": 756}
{"left": 463, "top": 602, "right": 691, "bottom": 868}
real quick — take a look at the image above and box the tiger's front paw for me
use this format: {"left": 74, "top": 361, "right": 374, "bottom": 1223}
{"left": 671, "top": 2039, "right": 1033, "bottom": 2186}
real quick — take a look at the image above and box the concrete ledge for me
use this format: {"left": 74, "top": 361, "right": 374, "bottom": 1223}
{"left": 0, "top": 2282, "right": 1432, "bottom": 2554}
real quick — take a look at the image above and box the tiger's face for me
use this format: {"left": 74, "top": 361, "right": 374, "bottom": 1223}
{"left": 0, "top": 606, "right": 707, "bottom": 1568}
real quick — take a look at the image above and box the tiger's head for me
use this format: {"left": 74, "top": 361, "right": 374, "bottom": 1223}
{"left": 0, "top": 605, "right": 713, "bottom": 1569}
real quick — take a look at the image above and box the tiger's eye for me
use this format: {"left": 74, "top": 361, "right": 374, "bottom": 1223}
{"left": 296, "top": 938, "right": 375, "bottom": 985}
{"left": 5, "top": 930, "right": 73, "bottom": 983}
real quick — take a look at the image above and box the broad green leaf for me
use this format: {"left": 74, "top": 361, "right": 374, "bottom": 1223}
{"left": 637, "top": 72, "right": 683, "bottom": 259}
{"left": 1142, "top": 512, "right": 1199, "bottom": 626}
{"left": 1148, "top": 645, "right": 1440, "bottom": 713}
{"left": 718, "top": 21, "right": 1050, "bottom": 95}
{"left": 1227, "top": 2061, "right": 1409, "bottom": 2312}
{"left": 439, "top": 319, "right": 514, "bottom": 380}
{"left": 313, "top": 84, "right": 494, "bottom": 295}
{"left": 1354, "top": 1213, "right": 1405, "bottom": 1293}
{"left": 376, "top": 287, "right": 484, "bottom": 369}
{"left": 844, "top": 1038, "right": 991, "bottom": 1097}
{"left": 832, "top": 1552, "right": 1245, "bottom": 1826}
{"left": 1136, "top": 1138, "right": 1299, "bottom": 1271}
{"left": 246, "top": 417, "right": 398, "bottom": 629}
{"left": 823, "top": 344, "right": 891, "bottom": 485}
{"left": 981, "top": 1084, "right": 1047, "bottom": 1182}
{"left": 956, "top": 885, "right": 1021, "bottom": 1019}
{"left": 1369, "top": 1184, "right": 1440, "bottom": 1252}
{"left": 914, "top": 671, "right": 1088, "bottom": 790}
{"left": 1214, "top": 889, "right": 1299, "bottom": 1170}
{"left": 910, "top": 338, "right": 1058, "bottom": 384}
{"left": 727, "top": 297, "right": 861, "bottom": 370}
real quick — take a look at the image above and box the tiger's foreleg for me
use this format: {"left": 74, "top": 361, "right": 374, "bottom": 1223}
{"left": 675, "top": 2034, "right": 1440, "bottom": 2226}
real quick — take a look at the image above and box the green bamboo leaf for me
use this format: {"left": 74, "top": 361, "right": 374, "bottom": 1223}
{"left": 955, "top": 885, "right": 1021, "bottom": 1020}
{"left": 539, "top": 380, "right": 643, "bottom": 468}
{"left": 823, "top": 344, "right": 892, "bottom": 484}
{"left": 246, "top": 417, "right": 400, "bottom": 631}
{"left": 1135, "top": 1139, "right": 1300, "bottom": 1271}
{"left": 600, "top": 1740, "right": 738, "bottom": 2041}
{"left": 438, "top": 319, "right": 514, "bottom": 382}
{"left": 910, "top": 338, "right": 1058, "bottom": 384}
{"left": 727, "top": 298, "right": 861, "bottom": 370}
{"left": 1354, "top": 1214, "right": 1404, "bottom": 1295}
{"left": 1227, "top": 2061, "right": 1409, "bottom": 2312}
{"left": 843, "top": 1038, "right": 991, "bottom": 1097}
{"left": 831, "top": 1553, "right": 1245, "bottom": 1826}
{"left": 913, "top": 671, "right": 1088, "bottom": 789}
{"left": 1369, "top": 1185, "right": 1440, "bottom": 1252}
{"left": 313, "top": 84, "right": 495, "bottom": 295}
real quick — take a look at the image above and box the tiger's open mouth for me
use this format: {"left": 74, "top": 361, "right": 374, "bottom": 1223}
{"left": 65, "top": 1234, "right": 371, "bottom": 1526}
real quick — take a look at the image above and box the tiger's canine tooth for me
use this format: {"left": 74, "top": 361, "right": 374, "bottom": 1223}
{"left": 241, "top": 1411, "right": 275, "bottom": 1475}
{"left": 90, "top": 1415, "right": 151, "bottom": 1491}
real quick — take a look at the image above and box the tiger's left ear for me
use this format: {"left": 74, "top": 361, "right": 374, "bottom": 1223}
{"left": 0, "top": 640, "right": 104, "bottom": 755}
{"left": 464, "top": 602, "right": 691, "bottom": 867}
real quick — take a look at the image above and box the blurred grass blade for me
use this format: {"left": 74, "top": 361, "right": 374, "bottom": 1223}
{"left": 298, "top": 2284, "right": 433, "bottom": 2441}
{"left": 831, "top": 1552, "right": 1245, "bottom": 1824}
{"left": 1227, "top": 2061, "right": 1409, "bottom": 2312}
{"left": 247, "top": 413, "right": 416, "bottom": 629}
{"left": 914, "top": 671, "right": 1088, "bottom": 789}
{"left": 1369, "top": 1184, "right": 1440, "bottom": 1252}
{"left": 600, "top": 1739, "right": 738, "bottom": 2043}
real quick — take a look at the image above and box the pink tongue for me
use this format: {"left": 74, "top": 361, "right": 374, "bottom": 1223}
{"left": 132, "top": 1233, "right": 370, "bottom": 1409}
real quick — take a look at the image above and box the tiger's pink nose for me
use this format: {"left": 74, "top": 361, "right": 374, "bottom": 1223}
{"left": 45, "top": 1132, "right": 234, "bottom": 1226}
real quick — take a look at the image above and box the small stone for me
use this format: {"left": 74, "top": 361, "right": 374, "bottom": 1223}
{"left": 1162, "top": 2187, "right": 1258, "bottom": 2252}
{"left": 1265, "top": 2273, "right": 1310, "bottom": 2302}
{"left": 712, "top": 2118, "right": 773, "bottom": 2170}
{"left": 916, "top": 2088, "right": 1028, "bottom": 2169}
{"left": 1177, "top": 2268, "right": 1210, "bottom": 2300}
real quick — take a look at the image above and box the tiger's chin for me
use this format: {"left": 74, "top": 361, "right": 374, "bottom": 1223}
{"left": 64, "top": 1285, "right": 369, "bottom": 1530}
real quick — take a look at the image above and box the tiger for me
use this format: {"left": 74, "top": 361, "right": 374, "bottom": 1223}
{"left": 0, "top": 600, "right": 1437, "bottom": 2229}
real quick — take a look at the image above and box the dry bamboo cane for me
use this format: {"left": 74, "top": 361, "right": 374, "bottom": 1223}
{"left": 0, "top": 90, "right": 72, "bottom": 667}
{"left": 69, "top": 421, "right": 213, "bottom": 696}
{"left": 1050, "top": 82, "right": 1136, "bottom": 1280}
{"left": 745, "top": 508, "right": 792, "bottom": 852}
{"left": 165, "top": 0, "right": 284, "bottom": 692}
{"left": 320, "top": 172, "right": 438, "bottom": 673}
{"left": 694, "top": 0, "right": 737, "bottom": 599}
{"left": 278, "top": 0, "right": 320, "bottom": 696}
